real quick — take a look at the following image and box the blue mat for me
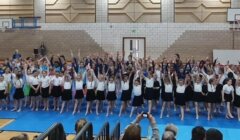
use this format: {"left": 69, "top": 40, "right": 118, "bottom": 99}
{"left": 1, "top": 103, "right": 240, "bottom": 140}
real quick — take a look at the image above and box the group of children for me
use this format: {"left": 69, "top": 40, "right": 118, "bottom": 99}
{"left": 0, "top": 50, "right": 240, "bottom": 122}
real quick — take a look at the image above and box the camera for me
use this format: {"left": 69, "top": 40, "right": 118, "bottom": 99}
{"left": 142, "top": 113, "right": 148, "bottom": 118}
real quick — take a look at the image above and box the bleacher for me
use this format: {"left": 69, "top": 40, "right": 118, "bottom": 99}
{"left": 36, "top": 121, "right": 120, "bottom": 140}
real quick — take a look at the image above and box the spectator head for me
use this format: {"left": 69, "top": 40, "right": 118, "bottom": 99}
{"left": 10, "top": 133, "right": 29, "bottom": 140}
{"left": 75, "top": 119, "right": 87, "bottom": 134}
{"left": 206, "top": 128, "right": 223, "bottom": 140}
{"left": 122, "top": 124, "right": 141, "bottom": 140}
{"left": 191, "top": 126, "right": 206, "bottom": 140}
{"left": 175, "top": 53, "right": 180, "bottom": 60}
{"left": 165, "top": 124, "right": 178, "bottom": 137}
{"left": 162, "top": 131, "right": 176, "bottom": 140}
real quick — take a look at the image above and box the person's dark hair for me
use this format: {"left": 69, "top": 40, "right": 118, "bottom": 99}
{"left": 16, "top": 73, "right": 22, "bottom": 79}
{"left": 206, "top": 128, "right": 223, "bottom": 140}
{"left": 175, "top": 53, "right": 180, "bottom": 59}
{"left": 122, "top": 124, "right": 141, "bottom": 140}
{"left": 10, "top": 133, "right": 28, "bottom": 140}
{"left": 209, "top": 78, "right": 214, "bottom": 84}
{"left": 191, "top": 126, "right": 206, "bottom": 140}
{"left": 228, "top": 72, "right": 234, "bottom": 79}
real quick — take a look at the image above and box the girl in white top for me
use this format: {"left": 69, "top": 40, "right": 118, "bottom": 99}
{"left": 40, "top": 71, "right": 51, "bottom": 111}
{"left": 85, "top": 69, "right": 96, "bottom": 116}
{"left": 95, "top": 73, "right": 106, "bottom": 116}
{"left": 234, "top": 79, "right": 240, "bottom": 121}
{"left": 12, "top": 74, "right": 24, "bottom": 112}
{"left": 0, "top": 75, "right": 7, "bottom": 110}
{"left": 3, "top": 67, "right": 12, "bottom": 106}
{"left": 143, "top": 72, "right": 154, "bottom": 114}
{"left": 72, "top": 73, "right": 84, "bottom": 115}
{"left": 23, "top": 65, "right": 32, "bottom": 107}
{"left": 206, "top": 77, "right": 218, "bottom": 121}
{"left": 222, "top": 79, "right": 234, "bottom": 119}
{"left": 60, "top": 74, "right": 72, "bottom": 114}
{"left": 174, "top": 73, "right": 186, "bottom": 121}
{"left": 130, "top": 71, "right": 143, "bottom": 118}
{"left": 29, "top": 71, "right": 40, "bottom": 111}
{"left": 119, "top": 72, "right": 132, "bottom": 117}
{"left": 160, "top": 71, "right": 173, "bottom": 119}
{"left": 192, "top": 75, "right": 205, "bottom": 120}
{"left": 106, "top": 76, "right": 116, "bottom": 117}
{"left": 50, "top": 72, "right": 63, "bottom": 111}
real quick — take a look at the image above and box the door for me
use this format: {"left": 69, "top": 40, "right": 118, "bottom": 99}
{"left": 123, "top": 37, "right": 145, "bottom": 60}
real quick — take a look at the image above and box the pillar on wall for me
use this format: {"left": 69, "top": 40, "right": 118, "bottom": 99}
{"left": 231, "top": 0, "right": 240, "bottom": 8}
{"left": 161, "top": 0, "right": 174, "bottom": 23}
{"left": 34, "top": 0, "right": 45, "bottom": 23}
{"left": 96, "top": 0, "right": 108, "bottom": 23}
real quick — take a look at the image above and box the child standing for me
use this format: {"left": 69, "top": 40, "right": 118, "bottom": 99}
{"left": 0, "top": 75, "right": 7, "bottom": 110}
{"left": 12, "top": 74, "right": 24, "bottom": 112}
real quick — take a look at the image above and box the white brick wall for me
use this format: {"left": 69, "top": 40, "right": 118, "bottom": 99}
{"left": 40, "top": 23, "right": 230, "bottom": 59}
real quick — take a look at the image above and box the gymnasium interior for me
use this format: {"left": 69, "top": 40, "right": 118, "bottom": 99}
{"left": 0, "top": 0, "right": 240, "bottom": 140}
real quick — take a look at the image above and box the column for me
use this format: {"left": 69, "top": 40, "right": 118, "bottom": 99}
{"left": 231, "top": 0, "right": 240, "bottom": 8}
{"left": 34, "top": 0, "right": 46, "bottom": 23}
{"left": 161, "top": 0, "right": 174, "bottom": 23}
{"left": 96, "top": 0, "right": 108, "bottom": 23}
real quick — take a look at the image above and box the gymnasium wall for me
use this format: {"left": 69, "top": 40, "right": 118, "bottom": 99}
{"left": 40, "top": 23, "right": 230, "bottom": 59}
{"left": 0, "top": 0, "right": 34, "bottom": 18}
{"left": 175, "top": 0, "right": 231, "bottom": 23}
{"left": 108, "top": 0, "right": 161, "bottom": 23}
{"left": 45, "top": 0, "right": 96, "bottom": 23}
{"left": 0, "top": 0, "right": 239, "bottom": 60}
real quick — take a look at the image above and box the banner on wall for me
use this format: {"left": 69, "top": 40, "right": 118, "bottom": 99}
{"left": 213, "top": 49, "right": 240, "bottom": 65}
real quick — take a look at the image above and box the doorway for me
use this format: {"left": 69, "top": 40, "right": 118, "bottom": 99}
{"left": 123, "top": 37, "right": 146, "bottom": 60}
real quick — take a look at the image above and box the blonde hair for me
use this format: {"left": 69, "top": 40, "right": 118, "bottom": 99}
{"left": 75, "top": 119, "right": 87, "bottom": 134}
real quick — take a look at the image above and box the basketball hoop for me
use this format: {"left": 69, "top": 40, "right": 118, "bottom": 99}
{"left": 235, "top": 14, "right": 240, "bottom": 31}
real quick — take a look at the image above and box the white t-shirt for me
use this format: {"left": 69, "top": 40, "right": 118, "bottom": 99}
{"left": 194, "top": 83, "right": 202, "bottom": 92}
{"left": 235, "top": 86, "right": 240, "bottom": 96}
{"left": 3, "top": 73, "right": 12, "bottom": 83}
{"left": 176, "top": 85, "right": 185, "bottom": 94}
{"left": 40, "top": 76, "right": 50, "bottom": 88}
{"left": 208, "top": 84, "right": 216, "bottom": 92}
{"left": 63, "top": 81, "right": 71, "bottom": 90}
{"left": 0, "top": 81, "right": 7, "bottom": 90}
{"left": 75, "top": 80, "right": 83, "bottom": 90}
{"left": 51, "top": 76, "right": 62, "bottom": 86}
{"left": 222, "top": 84, "right": 234, "bottom": 94}
{"left": 145, "top": 78, "right": 154, "bottom": 88}
{"left": 155, "top": 70, "right": 162, "bottom": 86}
{"left": 133, "top": 85, "right": 141, "bottom": 96}
{"left": 96, "top": 81, "right": 105, "bottom": 91}
{"left": 121, "top": 81, "right": 129, "bottom": 91}
{"left": 165, "top": 84, "right": 173, "bottom": 93}
{"left": 30, "top": 76, "right": 40, "bottom": 86}
{"left": 14, "top": 79, "right": 23, "bottom": 88}
{"left": 87, "top": 81, "right": 95, "bottom": 90}
{"left": 108, "top": 82, "right": 115, "bottom": 92}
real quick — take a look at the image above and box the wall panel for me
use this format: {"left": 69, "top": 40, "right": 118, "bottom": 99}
{"left": 175, "top": 0, "right": 231, "bottom": 23}
{"left": 45, "top": 0, "right": 96, "bottom": 23}
{"left": 0, "top": 0, "right": 34, "bottom": 18}
{"left": 108, "top": 0, "right": 161, "bottom": 23}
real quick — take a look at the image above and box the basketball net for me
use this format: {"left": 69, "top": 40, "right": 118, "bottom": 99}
{"left": 237, "top": 20, "right": 240, "bottom": 30}
{"left": 235, "top": 19, "right": 240, "bottom": 31}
